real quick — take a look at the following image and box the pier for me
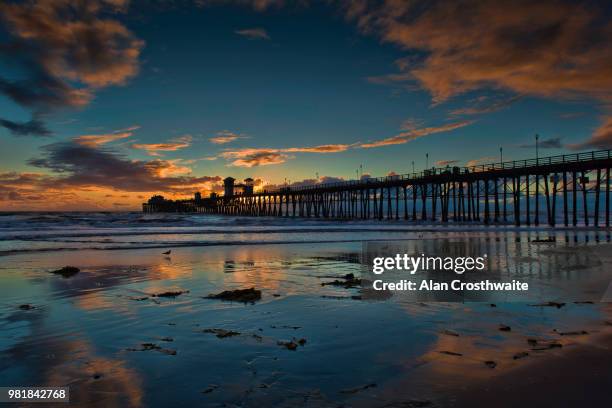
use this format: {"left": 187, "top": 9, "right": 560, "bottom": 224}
{"left": 143, "top": 149, "right": 612, "bottom": 227}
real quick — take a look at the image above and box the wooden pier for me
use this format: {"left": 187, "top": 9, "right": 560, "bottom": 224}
{"left": 143, "top": 149, "right": 612, "bottom": 227}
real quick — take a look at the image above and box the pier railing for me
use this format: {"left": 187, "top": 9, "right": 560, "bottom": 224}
{"left": 259, "top": 149, "right": 612, "bottom": 194}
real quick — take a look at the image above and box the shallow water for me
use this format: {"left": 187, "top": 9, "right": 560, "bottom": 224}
{"left": 1, "top": 213, "right": 611, "bottom": 407}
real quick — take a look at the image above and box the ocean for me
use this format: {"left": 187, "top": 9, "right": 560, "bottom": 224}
{"left": 1, "top": 212, "right": 611, "bottom": 407}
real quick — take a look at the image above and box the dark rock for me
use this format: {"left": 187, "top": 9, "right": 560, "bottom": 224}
{"left": 527, "top": 338, "right": 562, "bottom": 350}
{"left": 277, "top": 340, "right": 298, "bottom": 350}
{"left": 205, "top": 288, "right": 261, "bottom": 303}
{"left": 202, "top": 328, "right": 240, "bottom": 338}
{"left": 127, "top": 342, "right": 176, "bottom": 355}
{"left": 152, "top": 290, "right": 189, "bottom": 298}
{"left": 201, "top": 385, "right": 218, "bottom": 394}
{"left": 556, "top": 330, "right": 588, "bottom": 336}
{"left": 442, "top": 329, "right": 460, "bottom": 337}
{"left": 484, "top": 360, "right": 497, "bottom": 369}
{"left": 93, "top": 374, "right": 102, "bottom": 380}
{"left": 513, "top": 351, "right": 529, "bottom": 360}
{"left": 18, "top": 304, "right": 35, "bottom": 310}
{"left": 340, "top": 383, "right": 377, "bottom": 394}
{"left": 489, "top": 303, "right": 497, "bottom": 307}
{"left": 50, "top": 266, "right": 80, "bottom": 278}
{"left": 321, "top": 274, "right": 362, "bottom": 288}
{"left": 297, "top": 338, "right": 307, "bottom": 346}
{"left": 499, "top": 324, "right": 511, "bottom": 332}
{"left": 530, "top": 301, "right": 565, "bottom": 308}
{"left": 439, "top": 351, "right": 463, "bottom": 356}
{"left": 381, "top": 400, "right": 432, "bottom": 408}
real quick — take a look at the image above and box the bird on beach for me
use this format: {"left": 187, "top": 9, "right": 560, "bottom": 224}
{"left": 162, "top": 250, "right": 171, "bottom": 255}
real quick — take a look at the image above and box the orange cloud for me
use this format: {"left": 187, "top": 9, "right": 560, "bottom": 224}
{"left": 219, "top": 143, "right": 351, "bottom": 167}
{"left": 74, "top": 125, "right": 140, "bottom": 147}
{"left": 568, "top": 116, "right": 612, "bottom": 150}
{"left": 132, "top": 135, "right": 192, "bottom": 156}
{"left": 436, "top": 160, "right": 459, "bottom": 166}
{"left": 465, "top": 157, "right": 496, "bottom": 168}
{"left": 209, "top": 131, "right": 245, "bottom": 144}
{"left": 349, "top": 0, "right": 612, "bottom": 103}
{"left": 358, "top": 120, "right": 473, "bottom": 148}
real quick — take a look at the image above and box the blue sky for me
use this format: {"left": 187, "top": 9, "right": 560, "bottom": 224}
{"left": 0, "top": 0, "right": 610, "bottom": 209}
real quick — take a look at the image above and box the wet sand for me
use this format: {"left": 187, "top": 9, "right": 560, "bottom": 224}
{"left": 2, "top": 218, "right": 612, "bottom": 407}
{"left": 448, "top": 329, "right": 612, "bottom": 408}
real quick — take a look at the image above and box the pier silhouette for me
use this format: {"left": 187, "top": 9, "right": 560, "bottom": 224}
{"left": 143, "top": 149, "right": 612, "bottom": 227}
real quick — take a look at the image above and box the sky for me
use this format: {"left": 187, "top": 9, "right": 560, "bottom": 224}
{"left": 1, "top": 0, "right": 612, "bottom": 210}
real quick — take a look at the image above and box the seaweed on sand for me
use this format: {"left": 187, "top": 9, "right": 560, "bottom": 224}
{"left": 204, "top": 288, "right": 261, "bottom": 303}
{"left": 50, "top": 266, "right": 80, "bottom": 278}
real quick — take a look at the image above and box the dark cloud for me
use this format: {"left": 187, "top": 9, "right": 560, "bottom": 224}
{"left": 0, "top": 0, "right": 143, "bottom": 136}
{"left": 28, "top": 142, "right": 221, "bottom": 193}
{"left": 0, "top": 117, "right": 51, "bottom": 137}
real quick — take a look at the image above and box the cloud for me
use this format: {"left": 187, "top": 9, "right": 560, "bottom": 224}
{"left": 347, "top": 0, "right": 612, "bottom": 104}
{"left": 217, "top": 120, "right": 467, "bottom": 167}
{"left": 465, "top": 157, "right": 496, "bottom": 168}
{"left": 450, "top": 95, "right": 523, "bottom": 116}
{"left": 219, "top": 143, "right": 351, "bottom": 167}
{"left": 435, "top": 160, "right": 459, "bottom": 166}
{"left": 0, "top": 0, "right": 143, "bottom": 130}
{"left": 284, "top": 144, "right": 351, "bottom": 153}
{"left": 518, "top": 137, "right": 563, "bottom": 149}
{"left": 221, "top": 149, "right": 291, "bottom": 167}
{"left": 358, "top": 120, "right": 473, "bottom": 148}
{"left": 132, "top": 135, "right": 192, "bottom": 156}
{"left": 27, "top": 142, "right": 222, "bottom": 193}
{"left": 0, "top": 117, "right": 51, "bottom": 137}
{"left": 209, "top": 131, "right": 245, "bottom": 144}
{"left": 568, "top": 116, "right": 612, "bottom": 150}
{"left": 196, "top": 0, "right": 281, "bottom": 12}
{"left": 73, "top": 126, "right": 140, "bottom": 147}
{"left": 235, "top": 28, "right": 271, "bottom": 40}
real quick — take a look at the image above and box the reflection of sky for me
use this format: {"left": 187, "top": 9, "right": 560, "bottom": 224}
{"left": 1, "top": 233, "right": 611, "bottom": 406}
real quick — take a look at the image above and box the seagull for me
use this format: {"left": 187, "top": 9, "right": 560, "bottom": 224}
{"left": 162, "top": 250, "right": 171, "bottom": 255}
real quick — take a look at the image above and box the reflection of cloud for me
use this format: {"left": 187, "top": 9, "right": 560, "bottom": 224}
{"left": 347, "top": 1, "right": 612, "bottom": 103}
{"left": 568, "top": 116, "right": 612, "bottom": 150}
{"left": 235, "top": 27, "right": 270, "bottom": 40}
{"left": 46, "top": 340, "right": 143, "bottom": 408}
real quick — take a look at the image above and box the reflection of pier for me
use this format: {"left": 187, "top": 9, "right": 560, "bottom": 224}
{"left": 143, "top": 149, "right": 612, "bottom": 227}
